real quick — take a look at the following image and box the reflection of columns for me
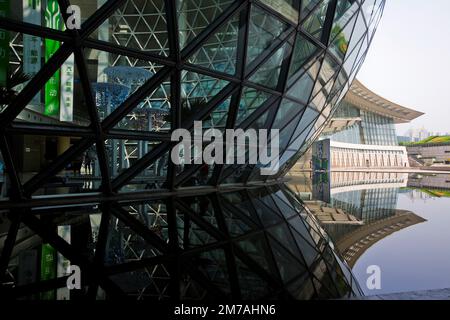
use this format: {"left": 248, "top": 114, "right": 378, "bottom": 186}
{"left": 178, "top": 0, "right": 189, "bottom": 48}
{"left": 147, "top": 110, "right": 153, "bottom": 132}
{"left": 119, "top": 140, "right": 126, "bottom": 171}
{"left": 137, "top": 141, "right": 146, "bottom": 176}
{"left": 139, "top": 204, "right": 149, "bottom": 226}
{"left": 94, "top": 155, "right": 100, "bottom": 177}
{"left": 97, "top": 0, "right": 109, "bottom": 79}
{"left": 111, "top": 140, "right": 118, "bottom": 176}
{"left": 57, "top": 137, "right": 71, "bottom": 156}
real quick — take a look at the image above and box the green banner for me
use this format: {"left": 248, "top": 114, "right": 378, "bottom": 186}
{"left": 0, "top": 0, "right": 10, "bottom": 87}
{"left": 44, "top": 0, "right": 62, "bottom": 116}
{"left": 40, "top": 243, "right": 56, "bottom": 300}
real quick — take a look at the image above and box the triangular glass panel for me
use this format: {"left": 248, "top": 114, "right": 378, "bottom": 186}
{"left": 234, "top": 256, "right": 274, "bottom": 300}
{"left": 317, "top": 54, "right": 341, "bottom": 87}
{"left": 188, "top": 13, "right": 240, "bottom": 75}
{"left": 287, "top": 215, "right": 317, "bottom": 248}
{"left": 89, "top": 0, "right": 169, "bottom": 57}
{"left": 177, "top": 0, "right": 236, "bottom": 49}
{"left": 220, "top": 192, "right": 262, "bottom": 226}
{"left": 180, "top": 70, "right": 230, "bottom": 124}
{"left": 117, "top": 145, "right": 169, "bottom": 192}
{"left": 104, "top": 214, "right": 163, "bottom": 267}
{"left": 236, "top": 233, "right": 279, "bottom": 275}
{"left": 342, "top": 35, "right": 365, "bottom": 75}
{"left": 246, "top": 5, "right": 290, "bottom": 65}
{"left": 283, "top": 121, "right": 315, "bottom": 158}
{"left": 345, "top": 11, "right": 367, "bottom": 58}
{"left": 329, "top": 12, "right": 356, "bottom": 61}
{"left": 190, "top": 249, "right": 232, "bottom": 296}
{"left": 235, "top": 87, "right": 271, "bottom": 126}
{"left": 178, "top": 163, "right": 215, "bottom": 187}
{"left": 302, "top": 0, "right": 332, "bottom": 40}
{"left": 207, "top": 96, "right": 232, "bottom": 130}
{"left": 218, "top": 101, "right": 275, "bottom": 184}
{"left": 287, "top": 34, "right": 320, "bottom": 84}
{"left": 84, "top": 48, "right": 166, "bottom": 125}
{"left": 309, "top": 88, "right": 329, "bottom": 113}
{"left": 110, "top": 265, "right": 171, "bottom": 299}
{"left": 251, "top": 197, "right": 284, "bottom": 227}
{"left": 277, "top": 112, "right": 305, "bottom": 153}
{"left": 175, "top": 208, "right": 219, "bottom": 249}
{"left": 300, "top": 0, "right": 322, "bottom": 22}
{"left": 291, "top": 227, "right": 320, "bottom": 267}
{"left": 368, "top": 3, "right": 383, "bottom": 42}
{"left": 268, "top": 223, "right": 302, "bottom": 258}
{"left": 311, "top": 259, "right": 340, "bottom": 297}
{"left": 121, "top": 200, "right": 169, "bottom": 244}
{"left": 249, "top": 38, "right": 292, "bottom": 89}
{"left": 221, "top": 205, "right": 256, "bottom": 237}
{"left": 286, "top": 273, "right": 316, "bottom": 299}
{"left": 244, "top": 101, "right": 273, "bottom": 131}
{"left": 220, "top": 164, "right": 254, "bottom": 185}
{"left": 272, "top": 193, "right": 298, "bottom": 219}
{"left": 272, "top": 99, "right": 306, "bottom": 131}
{"left": 259, "top": 0, "right": 300, "bottom": 24}
{"left": 361, "top": 0, "right": 377, "bottom": 22}
{"left": 268, "top": 237, "right": 307, "bottom": 284}
{"left": 286, "top": 59, "right": 322, "bottom": 104}
{"left": 329, "top": 0, "right": 359, "bottom": 45}
{"left": 181, "top": 196, "right": 219, "bottom": 229}
{"left": 111, "top": 76, "right": 171, "bottom": 133}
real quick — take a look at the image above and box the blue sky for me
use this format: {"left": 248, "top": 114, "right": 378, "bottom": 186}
{"left": 357, "top": 0, "right": 450, "bottom": 135}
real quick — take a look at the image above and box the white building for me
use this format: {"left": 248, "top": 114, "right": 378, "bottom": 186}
{"left": 312, "top": 80, "right": 424, "bottom": 171}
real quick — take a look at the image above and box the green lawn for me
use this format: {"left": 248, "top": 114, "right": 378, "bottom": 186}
{"left": 420, "top": 188, "right": 450, "bottom": 198}
{"left": 400, "top": 136, "right": 450, "bottom": 146}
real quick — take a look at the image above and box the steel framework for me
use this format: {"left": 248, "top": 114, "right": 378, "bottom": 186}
{"left": 0, "top": 0, "right": 384, "bottom": 300}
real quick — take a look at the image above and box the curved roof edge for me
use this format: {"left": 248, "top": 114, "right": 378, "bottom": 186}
{"left": 345, "top": 80, "right": 424, "bottom": 124}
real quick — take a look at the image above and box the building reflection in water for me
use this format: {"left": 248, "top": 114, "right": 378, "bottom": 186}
{"left": 0, "top": 184, "right": 361, "bottom": 300}
{"left": 288, "top": 172, "right": 427, "bottom": 268}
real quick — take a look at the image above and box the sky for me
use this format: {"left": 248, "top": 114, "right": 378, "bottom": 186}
{"left": 356, "top": 0, "right": 450, "bottom": 136}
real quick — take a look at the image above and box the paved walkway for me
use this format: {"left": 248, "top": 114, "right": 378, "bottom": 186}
{"left": 351, "top": 288, "right": 450, "bottom": 300}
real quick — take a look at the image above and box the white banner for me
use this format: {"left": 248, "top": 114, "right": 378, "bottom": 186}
{"left": 23, "top": 0, "right": 42, "bottom": 104}
{"left": 60, "top": 53, "right": 74, "bottom": 122}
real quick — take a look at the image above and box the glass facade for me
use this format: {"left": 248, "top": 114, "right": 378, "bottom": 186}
{"left": 360, "top": 110, "right": 398, "bottom": 146}
{"left": 328, "top": 100, "right": 399, "bottom": 146}
{"left": 0, "top": 0, "right": 384, "bottom": 300}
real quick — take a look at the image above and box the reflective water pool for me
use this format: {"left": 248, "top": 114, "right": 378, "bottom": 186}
{"left": 353, "top": 189, "right": 450, "bottom": 295}
{"left": 288, "top": 172, "right": 450, "bottom": 296}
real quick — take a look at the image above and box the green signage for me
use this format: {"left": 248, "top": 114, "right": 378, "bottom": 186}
{"left": 44, "top": 0, "right": 62, "bottom": 116}
{"left": 0, "top": 0, "right": 10, "bottom": 87}
{"left": 40, "top": 243, "right": 56, "bottom": 300}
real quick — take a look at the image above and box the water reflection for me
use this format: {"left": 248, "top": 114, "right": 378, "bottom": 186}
{"left": 288, "top": 171, "right": 450, "bottom": 295}
{"left": 0, "top": 184, "right": 360, "bottom": 300}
